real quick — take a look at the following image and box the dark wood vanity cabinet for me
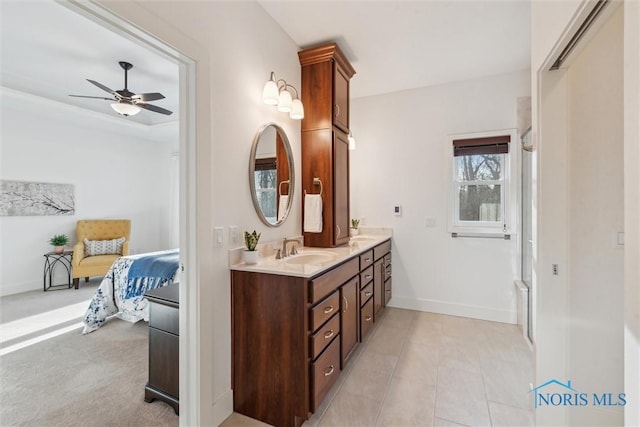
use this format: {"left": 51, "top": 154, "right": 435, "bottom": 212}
{"left": 230, "top": 239, "right": 391, "bottom": 427}
{"left": 299, "top": 43, "right": 356, "bottom": 248}
{"left": 144, "top": 283, "right": 179, "bottom": 415}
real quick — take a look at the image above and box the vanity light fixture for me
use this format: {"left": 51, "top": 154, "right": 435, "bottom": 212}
{"left": 110, "top": 100, "right": 141, "bottom": 116}
{"left": 262, "top": 72, "right": 304, "bottom": 120}
{"left": 348, "top": 130, "right": 356, "bottom": 150}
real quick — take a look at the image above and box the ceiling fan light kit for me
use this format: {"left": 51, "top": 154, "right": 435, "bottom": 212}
{"left": 69, "top": 61, "right": 172, "bottom": 117}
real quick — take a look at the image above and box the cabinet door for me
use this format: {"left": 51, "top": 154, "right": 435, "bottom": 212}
{"left": 340, "top": 276, "right": 359, "bottom": 367}
{"left": 373, "top": 259, "right": 384, "bottom": 318}
{"left": 333, "top": 63, "right": 349, "bottom": 132}
{"left": 333, "top": 130, "right": 350, "bottom": 246}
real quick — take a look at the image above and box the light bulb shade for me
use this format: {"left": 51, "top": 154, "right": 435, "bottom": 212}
{"left": 289, "top": 98, "right": 304, "bottom": 120}
{"left": 348, "top": 134, "right": 356, "bottom": 150}
{"left": 111, "top": 101, "right": 141, "bottom": 116}
{"left": 277, "top": 89, "right": 292, "bottom": 112}
{"left": 262, "top": 80, "right": 279, "bottom": 105}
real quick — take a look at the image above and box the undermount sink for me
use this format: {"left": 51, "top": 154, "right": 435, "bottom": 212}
{"left": 284, "top": 251, "right": 336, "bottom": 265}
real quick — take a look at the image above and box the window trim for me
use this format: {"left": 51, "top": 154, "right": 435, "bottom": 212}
{"left": 447, "top": 128, "right": 519, "bottom": 237}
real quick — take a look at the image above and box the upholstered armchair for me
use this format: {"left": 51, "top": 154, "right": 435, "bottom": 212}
{"left": 72, "top": 219, "right": 131, "bottom": 289}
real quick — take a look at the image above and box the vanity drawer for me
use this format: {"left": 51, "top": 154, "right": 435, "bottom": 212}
{"left": 360, "top": 265, "right": 374, "bottom": 287}
{"left": 384, "top": 278, "right": 392, "bottom": 306}
{"left": 359, "top": 250, "right": 374, "bottom": 270}
{"left": 360, "top": 282, "right": 373, "bottom": 306}
{"left": 310, "top": 313, "right": 340, "bottom": 360}
{"left": 309, "top": 257, "right": 359, "bottom": 304}
{"left": 374, "top": 239, "right": 392, "bottom": 261}
{"left": 384, "top": 253, "right": 392, "bottom": 266}
{"left": 360, "top": 297, "right": 374, "bottom": 340}
{"left": 310, "top": 336, "right": 341, "bottom": 411}
{"left": 384, "top": 263, "right": 392, "bottom": 281}
{"left": 310, "top": 291, "right": 340, "bottom": 332}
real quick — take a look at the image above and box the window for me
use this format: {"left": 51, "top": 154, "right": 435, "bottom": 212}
{"left": 449, "top": 130, "right": 518, "bottom": 236}
{"left": 254, "top": 157, "right": 277, "bottom": 222}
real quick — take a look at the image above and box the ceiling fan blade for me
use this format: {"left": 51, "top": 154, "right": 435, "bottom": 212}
{"left": 87, "top": 79, "right": 119, "bottom": 97}
{"left": 137, "top": 102, "right": 173, "bottom": 116}
{"left": 132, "top": 92, "right": 165, "bottom": 102}
{"left": 69, "top": 95, "right": 116, "bottom": 101}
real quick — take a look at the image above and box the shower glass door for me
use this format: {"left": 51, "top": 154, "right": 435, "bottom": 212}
{"left": 521, "top": 129, "right": 533, "bottom": 341}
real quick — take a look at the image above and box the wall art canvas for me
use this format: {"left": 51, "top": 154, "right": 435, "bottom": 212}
{"left": 0, "top": 180, "right": 75, "bottom": 216}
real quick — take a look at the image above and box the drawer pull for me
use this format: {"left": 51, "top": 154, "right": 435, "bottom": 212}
{"left": 364, "top": 291, "right": 372, "bottom": 297}
{"left": 365, "top": 257, "right": 371, "bottom": 262}
{"left": 324, "top": 365, "right": 335, "bottom": 377}
{"left": 323, "top": 306, "right": 334, "bottom": 314}
{"left": 343, "top": 296, "right": 348, "bottom": 312}
{"left": 324, "top": 330, "right": 334, "bottom": 339}
{"left": 365, "top": 274, "right": 372, "bottom": 279}
{"left": 365, "top": 315, "right": 372, "bottom": 322}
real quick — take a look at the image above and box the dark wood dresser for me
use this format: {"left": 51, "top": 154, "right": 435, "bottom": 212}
{"left": 144, "top": 283, "right": 179, "bottom": 415}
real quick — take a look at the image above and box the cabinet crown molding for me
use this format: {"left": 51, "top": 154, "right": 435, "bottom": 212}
{"left": 298, "top": 42, "right": 356, "bottom": 78}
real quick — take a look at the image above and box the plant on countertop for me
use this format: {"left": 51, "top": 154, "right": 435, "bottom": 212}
{"left": 351, "top": 219, "right": 360, "bottom": 229}
{"left": 49, "top": 234, "right": 69, "bottom": 246}
{"left": 243, "top": 230, "right": 261, "bottom": 251}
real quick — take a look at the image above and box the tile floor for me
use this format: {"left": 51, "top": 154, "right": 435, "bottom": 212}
{"left": 222, "top": 307, "right": 534, "bottom": 427}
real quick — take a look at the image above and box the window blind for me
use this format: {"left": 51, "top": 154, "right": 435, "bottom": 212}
{"left": 453, "top": 135, "right": 510, "bottom": 157}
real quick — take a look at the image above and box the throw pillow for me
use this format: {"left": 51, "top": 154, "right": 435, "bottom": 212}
{"left": 84, "top": 237, "right": 126, "bottom": 257}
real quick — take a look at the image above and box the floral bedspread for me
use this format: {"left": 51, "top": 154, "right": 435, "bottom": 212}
{"left": 82, "top": 249, "right": 179, "bottom": 334}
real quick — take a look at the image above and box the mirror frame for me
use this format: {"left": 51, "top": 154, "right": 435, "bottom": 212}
{"left": 249, "top": 122, "right": 295, "bottom": 227}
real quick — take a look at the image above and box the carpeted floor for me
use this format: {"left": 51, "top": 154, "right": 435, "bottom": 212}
{"left": 0, "top": 316, "right": 179, "bottom": 426}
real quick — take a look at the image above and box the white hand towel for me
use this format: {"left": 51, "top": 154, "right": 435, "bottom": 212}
{"left": 304, "top": 194, "right": 323, "bottom": 233}
{"left": 277, "top": 195, "right": 289, "bottom": 221}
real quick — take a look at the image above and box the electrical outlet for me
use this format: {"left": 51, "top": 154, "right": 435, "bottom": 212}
{"left": 214, "top": 226, "right": 224, "bottom": 248}
{"left": 229, "top": 226, "right": 239, "bottom": 245}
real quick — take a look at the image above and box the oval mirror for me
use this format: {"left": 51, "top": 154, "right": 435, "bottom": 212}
{"left": 249, "top": 123, "right": 295, "bottom": 227}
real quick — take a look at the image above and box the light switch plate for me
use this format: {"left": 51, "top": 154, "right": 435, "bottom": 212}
{"left": 394, "top": 205, "right": 402, "bottom": 216}
{"left": 214, "top": 226, "right": 224, "bottom": 248}
{"left": 425, "top": 217, "right": 436, "bottom": 227}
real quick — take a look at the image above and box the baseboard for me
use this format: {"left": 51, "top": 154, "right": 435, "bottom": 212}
{"left": 212, "top": 388, "right": 233, "bottom": 426}
{"left": 388, "top": 296, "right": 516, "bottom": 324}
{"left": 0, "top": 281, "right": 41, "bottom": 297}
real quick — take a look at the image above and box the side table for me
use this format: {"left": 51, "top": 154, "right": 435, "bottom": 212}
{"left": 43, "top": 250, "right": 73, "bottom": 291}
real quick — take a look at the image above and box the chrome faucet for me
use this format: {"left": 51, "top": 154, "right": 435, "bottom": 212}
{"left": 281, "top": 237, "right": 301, "bottom": 258}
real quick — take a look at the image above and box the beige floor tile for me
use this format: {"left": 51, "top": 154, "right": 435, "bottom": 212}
{"left": 433, "top": 417, "right": 468, "bottom": 426}
{"left": 441, "top": 315, "right": 488, "bottom": 343}
{"left": 317, "top": 389, "right": 382, "bottom": 427}
{"left": 340, "top": 358, "right": 393, "bottom": 402}
{"left": 438, "top": 335, "right": 482, "bottom": 374}
{"left": 406, "top": 314, "right": 443, "bottom": 346}
{"left": 435, "top": 366, "right": 490, "bottom": 426}
{"left": 367, "top": 323, "right": 408, "bottom": 356}
{"left": 379, "top": 307, "right": 417, "bottom": 330}
{"left": 481, "top": 357, "right": 533, "bottom": 410}
{"left": 375, "top": 377, "right": 436, "bottom": 426}
{"left": 220, "top": 412, "right": 272, "bottom": 426}
{"left": 394, "top": 340, "right": 439, "bottom": 385}
{"left": 488, "top": 401, "right": 534, "bottom": 427}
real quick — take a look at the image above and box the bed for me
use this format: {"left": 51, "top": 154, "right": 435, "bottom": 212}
{"left": 82, "top": 249, "right": 180, "bottom": 334}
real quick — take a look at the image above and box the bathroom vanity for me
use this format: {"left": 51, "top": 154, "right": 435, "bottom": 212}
{"left": 230, "top": 235, "right": 391, "bottom": 427}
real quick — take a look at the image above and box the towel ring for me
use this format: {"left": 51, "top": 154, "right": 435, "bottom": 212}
{"left": 304, "top": 177, "right": 323, "bottom": 196}
{"left": 278, "top": 180, "right": 290, "bottom": 197}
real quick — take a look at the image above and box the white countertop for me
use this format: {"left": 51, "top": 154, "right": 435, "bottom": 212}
{"left": 229, "top": 232, "right": 391, "bottom": 278}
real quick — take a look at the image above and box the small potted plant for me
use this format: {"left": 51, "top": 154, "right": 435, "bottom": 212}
{"left": 49, "top": 234, "right": 69, "bottom": 254}
{"left": 350, "top": 219, "right": 360, "bottom": 236}
{"left": 243, "top": 230, "right": 261, "bottom": 264}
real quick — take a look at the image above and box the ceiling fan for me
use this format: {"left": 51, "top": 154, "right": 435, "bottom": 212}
{"left": 69, "top": 61, "right": 172, "bottom": 117}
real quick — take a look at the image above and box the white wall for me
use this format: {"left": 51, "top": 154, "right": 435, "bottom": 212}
{"left": 0, "top": 90, "right": 176, "bottom": 296}
{"left": 94, "top": 1, "right": 303, "bottom": 424}
{"left": 350, "top": 70, "right": 530, "bottom": 324}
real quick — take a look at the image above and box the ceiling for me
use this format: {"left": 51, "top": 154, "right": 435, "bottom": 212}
{"left": 0, "top": 1, "right": 179, "bottom": 127}
{"left": 259, "top": 0, "right": 531, "bottom": 99}
{"left": 1, "top": 1, "right": 530, "bottom": 125}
